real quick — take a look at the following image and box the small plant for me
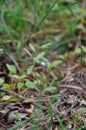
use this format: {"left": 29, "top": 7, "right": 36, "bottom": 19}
{"left": 24, "top": 43, "right": 62, "bottom": 95}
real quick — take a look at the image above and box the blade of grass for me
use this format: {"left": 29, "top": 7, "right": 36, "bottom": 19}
{"left": 34, "top": 0, "right": 37, "bottom": 33}
{"left": 37, "top": 0, "right": 60, "bottom": 30}
{"left": 67, "top": 8, "right": 84, "bottom": 65}
{"left": 8, "top": 118, "right": 30, "bottom": 130}
{"left": 0, "top": 0, "right": 8, "bottom": 8}
{"left": 55, "top": 115, "right": 66, "bottom": 130}
{"left": 37, "top": 1, "right": 80, "bottom": 30}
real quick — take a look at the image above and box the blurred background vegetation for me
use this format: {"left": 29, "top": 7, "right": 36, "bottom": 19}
{"left": 0, "top": 0, "right": 85, "bottom": 54}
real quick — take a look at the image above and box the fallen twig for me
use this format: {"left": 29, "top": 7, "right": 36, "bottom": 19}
{"left": 59, "top": 84, "right": 82, "bottom": 91}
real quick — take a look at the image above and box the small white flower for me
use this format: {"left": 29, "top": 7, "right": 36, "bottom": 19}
{"left": 41, "top": 62, "right": 48, "bottom": 67}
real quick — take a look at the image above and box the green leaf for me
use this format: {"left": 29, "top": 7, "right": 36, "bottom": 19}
{"left": 75, "top": 46, "right": 86, "bottom": 55}
{"left": 34, "top": 52, "right": 45, "bottom": 62}
{"left": 6, "top": 64, "right": 17, "bottom": 74}
{"left": 0, "top": 78, "right": 4, "bottom": 86}
{"left": 52, "top": 60, "right": 62, "bottom": 67}
{"left": 82, "top": 45, "right": 86, "bottom": 53}
{"left": 43, "top": 86, "right": 57, "bottom": 93}
{"left": 0, "top": 48, "right": 4, "bottom": 55}
{"left": 0, "top": 110, "right": 7, "bottom": 114}
{"left": 29, "top": 43, "right": 36, "bottom": 53}
{"left": 13, "top": 75, "right": 26, "bottom": 80}
{"left": 48, "top": 60, "right": 62, "bottom": 71}
{"left": 27, "top": 65, "right": 34, "bottom": 75}
{"left": 41, "top": 43, "right": 52, "bottom": 48}
{"left": 75, "top": 48, "right": 81, "bottom": 54}
{"left": 25, "top": 80, "right": 37, "bottom": 90}
{"left": 24, "top": 48, "right": 32, "bottom": 57}
{"left": 2, "top": 95, "right": 12, "bottom": 101}
{"left": 17, "top": 82, "right": 24, "bottom": 92}
{"left": 76, "top": 24, "right": 83, "bottom": 30}
{"left": 3, "top": 84, "right": 10, "bottom": 90}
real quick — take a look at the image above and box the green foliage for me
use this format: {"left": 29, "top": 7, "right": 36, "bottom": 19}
{"left": 0, "top": 78, "right": 4, "bottom": 86}
{"left": 34, "top": 52, "right": 45, "bottom": 63}
{"left": 55, "top": 115, "right": 66, "bottom": 130}
{"left": 25, "top": 79, "right": 38, "bottom": 91}
{"left": 8, "top": 118, "right": 30, "bottom": 130}
{"left": 24, "top": 44, "right": 62, "bottom": 94}
{"left": 17, "top": 82, "right": 24, "bottom": 92}
{"left": 1, "top": 95, "right": 12, "bottom": 101}
{"left": 29, "top": 43, "right": 36, "bottom": 53}
{"left": 27, "top": 65, "right": 34, "bottom": 75}
{"left": 6, "top": 64, "right": 17, "bottom": 74}
{"left": 43, "top": 86, "right": 57, "bottom": 93}
{"left": 3, "top": 83, "right": 10, "bottom": 90}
